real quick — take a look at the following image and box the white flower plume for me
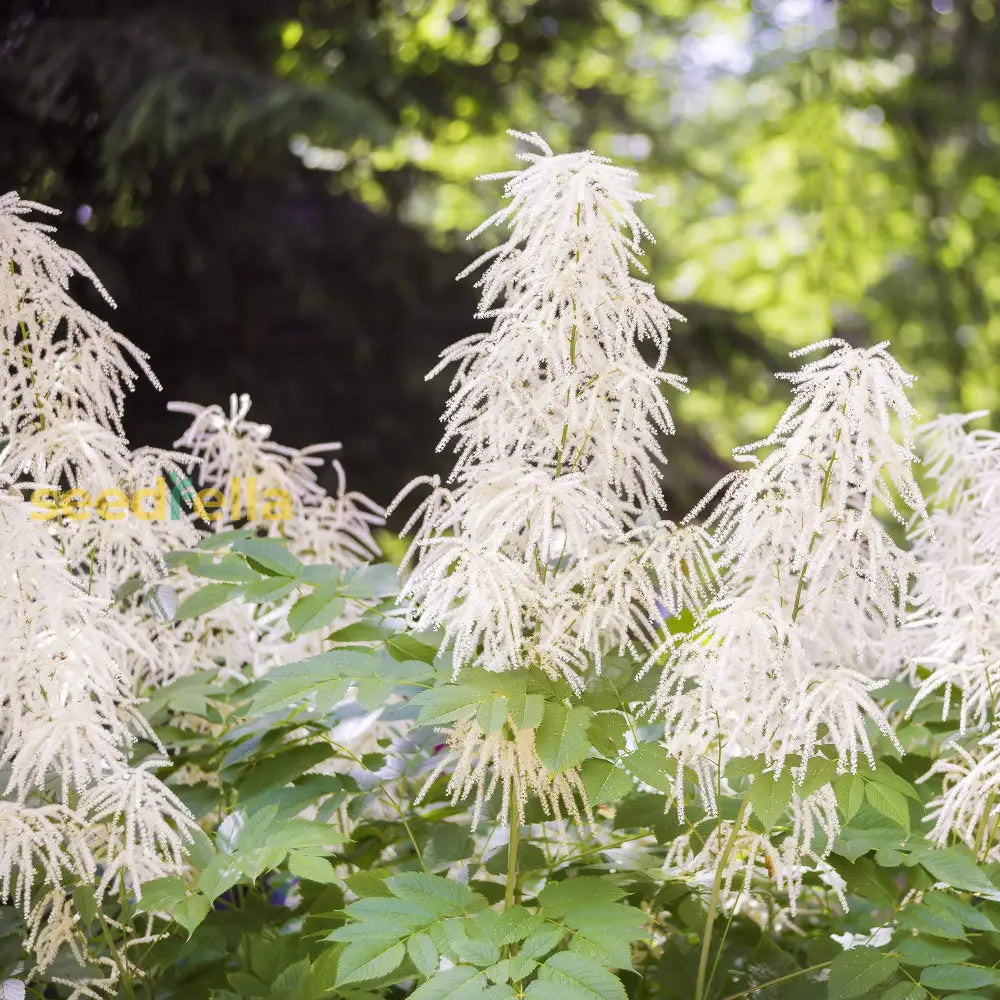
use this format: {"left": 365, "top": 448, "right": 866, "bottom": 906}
{"left": 655, "top": 340, "right": 925, "bottom": 777}
{"left": 903, "top": 413, "right": 1000, "bottom": 731}
{"left": 395, "top": 132, "right": 710, "bottom": 690}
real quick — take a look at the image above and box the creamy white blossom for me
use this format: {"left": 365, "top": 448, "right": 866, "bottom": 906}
{"left": 903, "top": 413, "right": 1000, "bottom": 730}
{"left": 655, "top": 340, "right": 925, "bottom": 777}
{"left": 0, "top": 193, "right": 197, "bottom": 981}
{"left": 395, "top": 132, "right": 707, "bottom": 688}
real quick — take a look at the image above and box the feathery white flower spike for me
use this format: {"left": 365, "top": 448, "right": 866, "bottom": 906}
{"left": 903, "top": 412, "right": 1000, "bottom": 731}
{"left": 395, "top": 132, "right": 710, "bottom": 691}
{"left": 655, "top": 340, "right": 925, "bottom": 778}
{"left": 1, "top": 193, "right": 198, "bottom": 980}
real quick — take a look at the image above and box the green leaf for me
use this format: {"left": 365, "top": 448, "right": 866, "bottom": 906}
{"left": 407, "top": 933, "right": 439, "bottom": 978}
{"left": 834, "top": 773, "right": 866, "bottom": 822}
{"left": 135, "top": 877, "right": 188, "bottom": 913}
{"left": 538, "top": 877, "right": 625, "bottom": 915}
{"left": 580, "top": 759, "right": 634, "bottom": 805}
{"left": 232, "top": 537, "right": 302, "bottom": 577}
{"left": 335, "top": 939, "right": 406, "bottom": 986}
{"left": 897, "top": 938, "right": 972, "bottom": 966}
{"left": 247, "top": 650, "right": 374, "bottom": 715}
{"left": 387, "top": 633, "right": 438, "bottom": 664}
{"left": 171, "top": 893, "right": 212, "bottom": 937}
{"left": 749, "top": 768, "right": 794, "bottom": 832}
{"left": 409, "top": 968, "right": 489, "bottom": 999}
{"left": 622, "top": 742, "right": 676, "bottom": 794}
{"left": 865, "top": 783, "right": 911, "bottom": 834}
{"left": 535, "top": 703, "right": 593, "bottom": 773}
{"left": 917, "top": 845, "right": 1000, "bottom": 895}
{"left": 827, "top": 948, "right": 899, "bottom": 1000}
{"left": 287, "top": 585, "right": 346, "bottom": 635}
{"left": 388, "top": 872, "right": 481, "bottom": 911}
{"left": 897, "top": 905, "right": 966, "bottom": 939}
{"left": 800, "top": 755, "right": 837, "bottom": 797}
{"left": 241, "top": 576, "right": 298, "bottom": 604}
{"left": 526, "top": 952, "right": 627, "bottom": 1000}
{"left": 919, "top": 965, "right": 1000, "bottom": 990}
{"left": 477, "top": 697, "right": 509, "bottom": 735}
{"left": 507, "top": 692, "right": 545, "bottom": 730}
{"left": 879, "top": 985, "right": 927, "bottom": 1000}
{"left": 872, "top": 762, "right": 921, "bottom": 802}
{"left": 196, "top": 527, "right": 255, "bottom": 550}
{"left": 174, "top": 583, "right": 240, "bottom": 620}
{"left": 187, "top": 552, "right": 262, "bottom": 583}
{"left": 288, "top": 852, "right": 338, "bottom": 884}
{"left": 235, "top": 743, "right": 336, "bottom": 800}
{"left": 923, "top": 891, "right": 997, "bottom": 931}
{"left": 413, "top": 685, "right": 483, "bottom": 727}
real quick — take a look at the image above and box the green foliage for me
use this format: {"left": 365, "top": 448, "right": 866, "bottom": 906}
{"left": 37, "top": 530, "right": 1000, "bottom": 999}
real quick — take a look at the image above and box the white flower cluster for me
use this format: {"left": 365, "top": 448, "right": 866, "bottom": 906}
{"left": 904, "top": 413, "right": 1000, "bottom": 729}
{"left": 169, "top": 392, "right": 384, "bottom": 566}
{"left": 395, "top": 133, "right": 714, "bottom": 826}
{"left": 0, "top": 193, "right": 197, "bottom": 988}
{"left": 901, "top": 414, "right": 1000, "bottom": 855}
{"left": 655, "top": 340, "right": 925, "bottom": 779}
{"left": 148, "top": 393, "right": 386, "bottom": 685}
{"left": 395, "top": 132, "right": 711, "bottom": 692}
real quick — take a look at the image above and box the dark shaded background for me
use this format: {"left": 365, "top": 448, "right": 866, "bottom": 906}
{"left": 2, "top": 0, "right": 998, "bottom": 514}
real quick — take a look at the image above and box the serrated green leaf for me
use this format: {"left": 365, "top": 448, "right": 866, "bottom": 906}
{"left": 287, "top": 585, "right": 346, "bottom": 635}
{"left": 527, "top": 951, "right": 627, "bottom": 1000}
{"left": 580, "top": 759, "right": 633, "bottom": 804}
{"left": 834, "top": 773, "right": 867, "bottom": 822}
{"left": 749, "top": 768, "right": 793, "bottom": 832}
{"left": 879, "top": 985, "right": 927, "bottom": 1000}
{"left": 408, "top": 932, "right": 439, "bottom": 978}
{"left": 919, "top": 964, "right": 1000, "bottom": 989}
{"left": 897, "top": 938, "right": 971, "bottom": 966}
{"left": 535, "top": 703, "right": 593, "bottom": 773}
{"left": 388, "top": 872, "right": 481, "bottom": 911}
{"left": 897, "top": 904, "right": 966, "bottom": 939}
{"left": 174, "top": 583, "right": 240, "bottom": 620}
{"left": 507, "top": 691, "right": 545, "bottom": 730}
{"left": 538, "top": 877, "right": 625, "bottom": 915}
{"left": 288, "top": 852, "right": 338, "bottom": 884}
{"left": 865, "top": 783, "right": 910, "bottom": 834}
{"left": 923, "top": 891, "right": 997, "bottom": 931}
{"left": 917, "top": 845, "right": 1000, "bottom": 895}
{"left": 408, "top": 967, "right": 489, "bottom": 999}
{"left": 622, "top": 742, "right": 676, "bottom": 794}
{"left": 828, "top": 947, "right": 899, "bottom": 1000}
{"left": 241, "top": 576, "right": 298, "bottom": 604}
{"left": 232, "top": 537, "right": 302, "bottom": 577}
{"left": 335, "top": 939, "right": 405, "bottom": 986}
{"left": 387, "top": 633, "right": 438, "bottom": 664}
{"left": 477, "top": 697, "right": 508, "bottom": 735}
{"left": 800, "top": 755, "right": 837, "bottom": 797}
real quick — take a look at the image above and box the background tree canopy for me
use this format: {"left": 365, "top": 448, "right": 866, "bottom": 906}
{"left": 2, "top": 0, "right": 997, "bottom": 512}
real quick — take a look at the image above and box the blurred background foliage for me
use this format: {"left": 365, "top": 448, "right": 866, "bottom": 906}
{"left": 1, "top": 0, "right": 997, "bottom": 512}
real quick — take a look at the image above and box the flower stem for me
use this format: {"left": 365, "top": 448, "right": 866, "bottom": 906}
{"left": 505, "top": 799, "right": 520, "bottom": 911}
{"left": 694, "top": 794, "right": 750, "bottom": 1000}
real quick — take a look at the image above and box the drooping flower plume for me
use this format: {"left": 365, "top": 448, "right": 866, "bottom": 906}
{"left": 656, "top": 340, "right": 925, "bottom": 776}
{"left": 395, "top": 131, "right": 711, "bottom": 691}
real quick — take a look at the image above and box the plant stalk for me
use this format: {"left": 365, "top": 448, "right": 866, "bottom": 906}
{"left": 694, "top": 794, "right": 750, "bottom": 1000}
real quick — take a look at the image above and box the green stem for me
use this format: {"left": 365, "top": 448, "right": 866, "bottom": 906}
{"left": 505, "top": 800, "right": 520, "bottom": 911}
{"left": 694, "top": 795, "right": 750, "bottom": 1000}
{"left": 719, "top": 960, "right": 832, "bottom": 1000}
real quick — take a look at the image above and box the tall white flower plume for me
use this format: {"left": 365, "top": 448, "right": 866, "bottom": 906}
{"left": 903, "top": 412, "right": 1000, "bottom": 730}
{"left": 0, "top": 192, "right": 196, "bottom": 988}
{"left": 656, "top": 340, "right": 925, "bottom": 777}
{"left": 395, "top": 131, "right": 710, "bottom": 692}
